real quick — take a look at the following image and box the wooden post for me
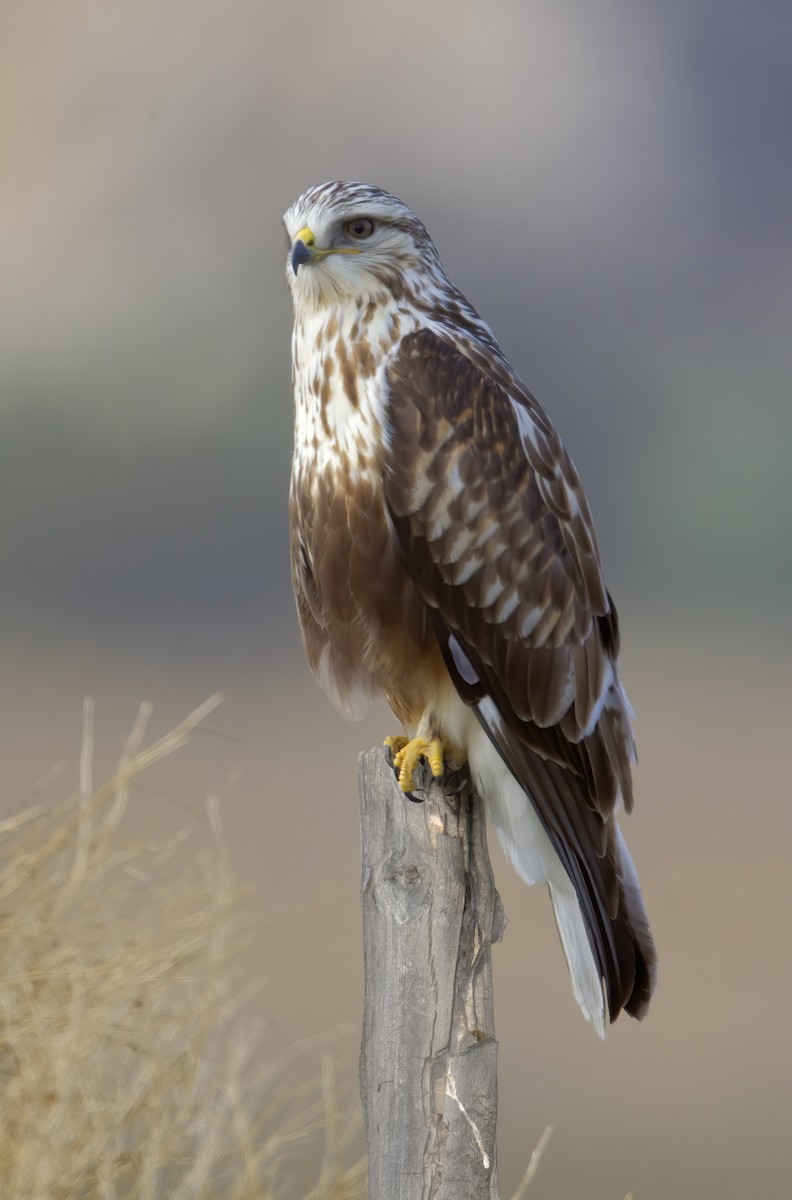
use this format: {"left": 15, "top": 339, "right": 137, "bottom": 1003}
{"left": 359, "top": 748, "right": 507, "bottom": 1199}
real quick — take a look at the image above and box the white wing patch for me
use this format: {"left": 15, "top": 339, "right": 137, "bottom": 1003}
{"left": 577, "top": 661, "right": 616, "bottom": 740}
{"left": 448, "top": 633, "right": 480, "bottom": 686}
{"left": 492, "top": 587, "right": 520, "bottom": 622}
{"left": 516, "top": 605, "right": 545, "bottom": 639}
{"left": 510, "top": 396, "right": 541, "bottom": 451}
{"left": 510, "top": 394, "right": 581, "bottom": 523}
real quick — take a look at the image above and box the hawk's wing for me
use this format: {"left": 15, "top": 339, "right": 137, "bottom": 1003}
{"left": 383, "top": 328, "right": 657, "bottom": 1024}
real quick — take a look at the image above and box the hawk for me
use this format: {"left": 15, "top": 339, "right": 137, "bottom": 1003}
{"left": 284, "top": 180, "right": 657, "bottom": 1035}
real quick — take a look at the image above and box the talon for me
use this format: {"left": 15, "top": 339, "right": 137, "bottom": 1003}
{"left": 385, "top": 735, "right": 446, "bottom": 792}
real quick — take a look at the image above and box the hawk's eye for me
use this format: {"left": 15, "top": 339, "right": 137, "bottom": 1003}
{"left": 344, "top": 218, "right": 375, "bottom": 240}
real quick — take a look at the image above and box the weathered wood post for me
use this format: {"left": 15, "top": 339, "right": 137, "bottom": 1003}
{"left": 359, "top": 748, "right": 507, "bottom": 1199}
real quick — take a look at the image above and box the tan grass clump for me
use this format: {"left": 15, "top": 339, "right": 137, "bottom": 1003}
{"left": 0, "top": 696, "right": 366, "bottom": 1199}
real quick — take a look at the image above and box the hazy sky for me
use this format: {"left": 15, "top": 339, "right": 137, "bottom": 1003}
{"left": 1, "top": 0, "right": 790, "bottom": 625}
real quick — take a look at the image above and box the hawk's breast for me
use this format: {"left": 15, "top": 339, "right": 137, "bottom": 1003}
{"left": 289, "top": 301, "right": 446, "bottom": 724}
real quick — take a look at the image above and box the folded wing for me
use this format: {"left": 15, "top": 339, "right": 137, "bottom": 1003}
{"left": 383, "top": 328, "right": 657, "bottom": 1025}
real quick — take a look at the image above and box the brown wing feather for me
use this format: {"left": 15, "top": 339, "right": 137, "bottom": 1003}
{"left": 383, "top": 328, "right": 656, "bottom": 1023}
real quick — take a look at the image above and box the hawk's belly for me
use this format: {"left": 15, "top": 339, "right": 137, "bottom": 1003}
{"left": 290, "top": 466, "right": 449, "bottom": 729}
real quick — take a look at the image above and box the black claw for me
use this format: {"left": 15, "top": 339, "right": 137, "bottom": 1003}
{"left": 384, "top": 746, "right": 426, "bottom": 803}
{"left": 384, "top": 744, "right": 470, "bottom": 801}
{"left": 443, "top": 767, "right": 471, "bottom": 795}
{"left": 414, "top": 758, "right": 436, "bottom": 795}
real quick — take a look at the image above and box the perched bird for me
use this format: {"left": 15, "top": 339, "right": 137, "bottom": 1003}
{"left": 283, "top": 180, "right": 657, "bottom": 1036}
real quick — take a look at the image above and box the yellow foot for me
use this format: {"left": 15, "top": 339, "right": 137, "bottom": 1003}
{"left": 384, "top": 735, "right": 445, "bottom": 793}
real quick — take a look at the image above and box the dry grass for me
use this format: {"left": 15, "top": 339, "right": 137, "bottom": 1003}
{"left": 508, "top": 1125, "right": 553, "bottom": 1199}
{"left": 0, "top": 696, "right": 366, "bottom": 1199}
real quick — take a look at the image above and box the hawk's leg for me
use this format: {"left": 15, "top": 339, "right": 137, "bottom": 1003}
{"left": 384, "top": 735, "right": 445, "bottom": 794}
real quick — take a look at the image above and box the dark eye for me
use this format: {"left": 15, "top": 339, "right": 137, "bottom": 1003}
{"left": 344, "top": 218, "right": 375, "bottom": 240}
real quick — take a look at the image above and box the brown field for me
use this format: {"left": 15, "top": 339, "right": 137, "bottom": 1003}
{"left": 2, "top": 614, "right": 789, "bottom": 1198}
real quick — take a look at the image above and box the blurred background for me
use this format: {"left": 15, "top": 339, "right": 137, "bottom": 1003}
{"left": 2, "top": 1, "right": 791, "bottom": 1196}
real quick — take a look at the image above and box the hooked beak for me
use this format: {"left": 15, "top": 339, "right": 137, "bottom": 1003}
{"left": 291, "top": 239, "right": 313, "bottom": 274}
{"left": 291, "top": 225, "right": 318, "bottom": 275}
{"left": 290, "top": 223, "right": 361, "bottom": 275}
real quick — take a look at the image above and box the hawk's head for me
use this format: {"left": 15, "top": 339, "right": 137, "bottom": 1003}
{"left": 283, "top": 181, "right": 444, "bottom": 309}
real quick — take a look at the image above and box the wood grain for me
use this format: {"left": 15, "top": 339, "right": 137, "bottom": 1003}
{"left": 359, "top": 749, "right": 506, "bottom": 1199}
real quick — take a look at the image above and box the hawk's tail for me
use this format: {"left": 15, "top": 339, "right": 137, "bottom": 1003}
{"left": 468, "top": 707, "right": 658, "bottom": 1035}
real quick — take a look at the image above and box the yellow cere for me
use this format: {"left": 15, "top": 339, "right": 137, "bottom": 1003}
{"left": 292, "top": 225, "right": 361, "bottom": 260}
